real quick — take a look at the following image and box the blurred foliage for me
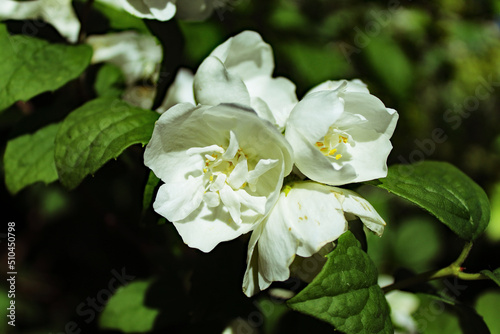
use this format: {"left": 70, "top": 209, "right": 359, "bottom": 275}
{"left": 1, "top": 0, "right": 500, "bottom": 333}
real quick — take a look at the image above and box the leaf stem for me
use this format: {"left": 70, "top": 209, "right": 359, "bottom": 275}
{"left": 382, "top": 242, "right": 488, "bottom": 294}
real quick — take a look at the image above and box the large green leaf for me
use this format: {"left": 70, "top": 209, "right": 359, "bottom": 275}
{"left": 54, "top": 97, "right": 159, "bottom": 189}
{"left": 100, "top": 280, "right": 159, "bottom": 333}
{"left": 4, "top": 123, "right": 60, "bottom": 194}
{"left": 372, "top": 161, "right": 490, "bottom": 241}
{"left": 288, "top": 231, "right": 393, "bottom": 334}
{"left": 0, "top": 24, "right": 92, "bottom": 112}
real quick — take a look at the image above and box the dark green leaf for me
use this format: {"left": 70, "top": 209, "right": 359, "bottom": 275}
{"left": 0, "top": 24, "right": 92, "bottom": 112}
{"left": 100, "top": 280, "right": 159, "bottom": 333}
{"left": 480, "top": 268, "right": 500, "bottom": 287}
{"left": 4, "top": 123, "right": 60, "bottom": 194}
{"left": 55, "top": 97, "right": 159, "bottom": 189}
{"left": 94, "top": 64, "right": 125, "bottom": 98}
{"left": 414, "top": 293, "right": 490, "bottom": 334}
{"left": 142, "top": 170, "right": 160, "bottom": 212}
{"left": 288, "top": 231, "right": 393, "bottom": 334}
{"left": 475, "top": 290, "right": 500, "bottom": 333}
{"left": 92, "top": 1, "right": 150, "bottom": 34}
{"left": 372, "top": 161, "right": 490, "bottom": 241}
{"left": 364, "top": 35, "right": 413, "bottom": 99}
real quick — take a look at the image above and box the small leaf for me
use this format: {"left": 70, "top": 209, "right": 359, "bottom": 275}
{"left": 142, "top": 170, "right": 160, "bottom": 212}
{"left": 0, "top": 24, "right": 92, "bottom": 112}
{"left": 475, "top": 290, "right": 500, "bottom": 333}
{"left": 54, "top": 97, "right": 159, "bottom": 189}
{"left": 4, "top": 123, "right": 60, "bottom": 194}
{"left": 94, "top": 64, "right": 125, "bottom": 98}
{"left": 372, "top": 161, "right": 490, "bottom": 241}
{"left": 100, "top": 280, "right": 159, "bottom": 333}
{"left": 480, "top": 268, "right": 500, "bottom": 287}
{"left": 288, "top": 231, "right": 393, "bottom": 334}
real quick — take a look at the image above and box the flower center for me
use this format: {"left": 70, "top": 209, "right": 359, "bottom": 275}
{"left": 314, "top": 125, "right": 350, "bottom": 161}
{"left": 186, "top": 131, "right": 277, "bottom": 224}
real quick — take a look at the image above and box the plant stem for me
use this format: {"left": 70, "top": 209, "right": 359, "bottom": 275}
{"left": 382, "top": 241, "right": 488, "bottom": 294}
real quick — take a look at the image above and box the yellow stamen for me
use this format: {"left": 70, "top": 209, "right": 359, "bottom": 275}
{"left": 315, "top": 141, "right": 324, "bottom": 147}
{"left": 335, "top": 154, "right": 342, "bottom": 160}
{"left": 328, "top": 149, "right": 337, "bottom": 156}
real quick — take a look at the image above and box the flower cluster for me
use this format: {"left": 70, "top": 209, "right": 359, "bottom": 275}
{"left": 144, "top": 31, "right": 398, "bottom": 296}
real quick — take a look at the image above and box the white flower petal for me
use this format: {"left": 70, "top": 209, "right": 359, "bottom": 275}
{"left": 286, "top": 90, "right": 345, "bottom": 143}
{"left": 284, "top": 183, "right": 348, "bottom": 258}
{"left": 235, "top": 190, "right": 266, "bottom": 215}
{"left": 334, "top": 187, "right": 386, "bottom": 236}
{"left": 87, "top": 31, "right": 162, "bottom": 85}
{"left": 203, "top": 191, "right": 220, "bottom": 207}
{"left": 246, "top": 76, "right": 298, "bottom": 130}
{"left": 286, "top": 129, "right": 357, "bottom": 185}
{"left": 173, "top": 201, "right": 254, "bottom": 253}
{"left": 157, "top": 68, "right": 195, "bottom": 113}
{"left": 243, "top": 224, "right": 271, "bottom": 296}
{"left": 219, "top": 184, "right": 242, "bottom": 224}
{"left": 227, "top": 157, "right": 248, "bottom": 189}
{"left": 306, "top": 79, "right": 370, "bottom": 95}
{"left": 194, "top": 56, "right": 251, "bottom": 106}
{"left": 210, "top": 31, "right": 274, "bottom": 80}
{"left": 222, "top": 131, "right": 239, "bottom": 160}
{"left": 153, "top": 176, "right": 205, "bottom": 221}
{"left": 120, "top": 0, "right": 176, "bottom": 21}
{"left": 342, "top": 128, "right": 393, "bottom": 183}
{"left": 0, "top": 0, "right": 80, "bottom": 43}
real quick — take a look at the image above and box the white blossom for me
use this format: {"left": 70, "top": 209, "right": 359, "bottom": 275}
{"left": 144, "top": 103, "right": 293, "bottom": 253}
{"left": 119, "top": 0, "right": 228, "bottom": 21}
{"left": 0, "top": 0, "right": 80, "bottom": 43}
{"left": 243, "top": 181, "right": 386, "bottom": 297}
{"left": 157, "top": 68, "right": 195, "bottom": 114}
{"left": 194, "top": 30, "right": 298, "bottom": 131}
{"left": 86, "top": 31, "right": 162, "bottom": 86}
{"left": 285, "top": 79, "right": 398, "bottom": 185}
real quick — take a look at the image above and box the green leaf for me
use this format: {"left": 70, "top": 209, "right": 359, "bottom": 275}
{"left": 288, "top": 231, "right": 393, "bottom": 334}
{"left": 54, "top": 97, "right": 159, "bottom": 189}
{"left": 94, "top": 64, "right": 125, "bottom": 98}
{"left": 475, "top": 290, "right": 500, "bottom": 333}
{"left": 480, "top": 268, "right": 500, "bottom": 287}
{"left": 142, "top": 170, "right": 160, "bottom": 212}
{"left": 0, "top": 24, "right": 92, "bottom": 112}
{"left": 4, "top": 123, "right": 60, "bottom": 194}
{"left": 364, "top": 35, "right": 413, "bottom": 99}
{"left": 372, "top": 161, "right": 490, "bottom": 241}
{"left": 100, "top": 280, "right": 159, "bottom": 333}
{"left": 93, "top": 1, "right": 150, "bottom": 34}
{"left": 414, "top": 293, "right": 490, "bottom": 334}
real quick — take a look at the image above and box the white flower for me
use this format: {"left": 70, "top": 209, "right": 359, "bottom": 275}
{"left": 144, "top": 103, "right": 293, "bottom": 253}
{"left": 86, "top": 31, "right": 162, "bottom": 86}
{"left": 194, "top": 30, "right": 298, "bottom": 131}
{"left": 285, "top": 79, "right": 398, "bottom": 185}
{"left": 379, "top": 275, "right": 420, "bottom": 334}
{"left": 242, "top": 181, "right": 386, "bottom": 297}
{"left": 119, "top": 0, "right": 226, "bottom": 21}
{"left": 157, "top": 68, "right": 195, "bottom": 114}
{"left": 0, "top": 0, "right": 80, "bottom": 43}
{"left": 119, "top": 0, "right": 177, "bottom": 21}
